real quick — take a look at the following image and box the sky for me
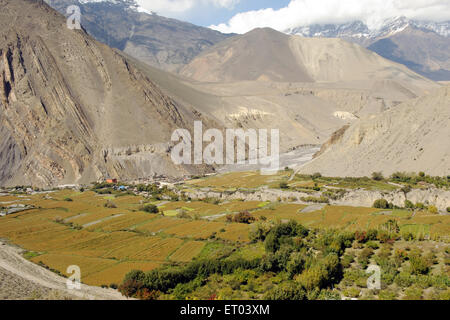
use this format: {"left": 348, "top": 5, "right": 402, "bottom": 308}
{"left": 135, "top": 0, "right": 450, "bottom": 33}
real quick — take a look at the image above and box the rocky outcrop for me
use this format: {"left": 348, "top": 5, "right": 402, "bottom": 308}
{"left": 0, "top": 0, "right": 212, "bottom": 187}
{"left": 179, "top": 186, "right": 450, "bottom": 212}
{"left": 298, "top": 85, "right": 450, "bottom": 177}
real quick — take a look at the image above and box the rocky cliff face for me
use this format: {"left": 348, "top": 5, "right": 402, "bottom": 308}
{"left": 45, "top": 0, "right": 232, "bottom": 72}
{"left": 298, "top": 85, "right": 450, "bottom": 177}
{"left": 0, "top": 0, "right": 211, "bottom": 187}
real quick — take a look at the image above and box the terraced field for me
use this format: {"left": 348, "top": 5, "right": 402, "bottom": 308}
{"left": 0, "top": 188, "right": 448, "bottom": 288}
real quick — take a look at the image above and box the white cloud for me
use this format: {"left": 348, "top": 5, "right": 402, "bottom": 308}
{"left": 136, "top": 0, "right": 240, "bottom": 15}
{"left": 210, "top": 0, "right": 450, "bottom": 34}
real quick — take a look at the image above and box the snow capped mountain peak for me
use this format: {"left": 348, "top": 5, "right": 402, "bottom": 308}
{"left": 75, "top": 0, "right": 155, "bottom": 15}
{"left": 287, "top": 16, "right": 449, "bottom": 41}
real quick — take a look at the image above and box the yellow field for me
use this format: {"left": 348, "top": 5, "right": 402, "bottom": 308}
{"left": 170, "top": 241, "right": 206, "bottom": 262}
{"left": 1, "top": 189, "right": 448, "bottom": 288}
{"left": 82, "top": 261, "right": 162, "bottom": 286}
{"left": 31, "top": 253, "right": 118, "bottom": 278}
{"left": 187, "top": 171, "right": 290, "bottom": 189}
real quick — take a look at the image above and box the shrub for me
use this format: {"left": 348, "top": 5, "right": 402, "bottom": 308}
{"left": 394, "top": 272, "right": 413, "bottom": 287}
{"left": 415, "top": 275, "right": 432, "bottom": 289}
{"left": 355, "top": 231, "right": 368, "bottom": 243}
{"left": 232, "top": 211, "right": 256, "bottom": 224}
{"left": 177, "top": 210, "right": 191, "bottom": 219}
{"left": 296, "top": 265, "right": 328, "bottom": 291}
{"left": 64, "top": 198, "right": 73, "bottom": 202}
{"left": 341, "top": 254, "right": 355, "bottom": 269}
{"left": 366, "top": 241, "right": 379, "bottom": 250}
{"left": 409, "top": 254, "right": 430, "bottom": 275}
{"left": 300, "top": 196, "right": 329, "bottom": 204}
{"left": 311, "top": 172, "right": 322, "bottom": 180}
{"left": 343, "top": 287, "right": 361, "bottom": 298}
{"left": 403, "top": 287, "right": 423, "bottom": 300}
{"left": 249, "top": 222, "right": 272, "bottom": 242}
{"left": 401, "top": 231, "right": 415, "bottom": 241}
{"left": 373, "top": 199, "right": 389, "bottom": 209}
{"left": 279, "top": 182, "right": 289, "bottom": 189}
{"left": 415, "top": 202, "right": 426, "bottom": 210}
{"left": 404, "top": 200, "right": 414, "bottom": 209}
{"left": 371, "top": 172, "right": 384, "bottom": 181}
{"left": 447, "top": 207, "right": 450, "bottom": 213}
{"left": 428, "top": 205, "right": 438, "bottom": 214}
{"left": 104, "top": 200, "right": 117, "bottom": 209}
{"left": 137, "top": 289, "right": 161, "bottom": 300}
{"left": 318, "top": 290, "right": 341, "bottom": 300}
{"left": 357, "top": 248, "right": 373, "bottom": 269}
{"left": 286, "top": 252, "right": 306, "bottom": 278}
{"left": 140, "top": 204, "right": 159, "bottom": 214}
{"left": 119, "top": 279, "right": 143, "bottom": 297}
{"left": 378, "top": 289, "right": 397, "bottom": 300}
{"left": 376, "top": 230, "right": 391, "bottom": 243}
{"left": 438, "top": 289, "right": 450, "bottom": 300}
{"left": 264, "top": 282, "right": 306, "bottom": 300}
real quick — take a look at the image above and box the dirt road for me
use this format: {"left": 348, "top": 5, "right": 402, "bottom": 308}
{"left": 0, "top": 241, "right": 129, "bottom": 300}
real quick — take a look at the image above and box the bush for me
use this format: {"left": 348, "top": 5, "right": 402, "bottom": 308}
{"left": 104, "top": 200, "right": 117, "bottom": 209}
{"left": 264, "top": 282, "right": 306, "bottom": 300}
{"left": 311, "top": 172, "right": 322, "bottom": 180}
{"left": 373, "top": 199, "right": 389, "bottom": 209}
{"left": 357, "top": 248, "right": 373, "bottom": 269}
{"left": 403, "top": 287, "right": 423, "bottom": 300}
{"left": 286, "top": 252, "right": 306, "bottom": 278}
{"left": 140, "top": 204, "right": 159, "bottom": 214}
{"left": 371, "top": 172, "right": 384, "bottom": 181}
{"left": 378, "top": 289, "right": 397, "bottom": 300}
{"left": 428, "top": 205, "right": 438, "bottom": 214}
{"left": 366, "top": 241, "right": 379, "bottom": 250}
{"left": 109, "top": 283, "right": 118, "bottom": 290}
{"left": 404, "top": 200, "right": 414, "bottom": 209}
{"left": 341, "top": 254, "right": 355, "bottom": 269}
{"left": 415, "top": 202, "right": 426, "bottom": 210}
{"left": 279, "top": 182, "right": 289, "bottom": 189}
{"left": 64, "top": 198, "right": 73, "bottom": 202}
{"left": 232, "top": 211, "right": 256, "bottom": 224}
{"left": 249, "top": 222, "right": 272, "bottom": 242}
{"left": 409, "top": 254, "right": 430, "bottom": 275}
{"left": 300, "top": 196, "right": 329, "bottom": 204}
{"left": 343, "top": 287, "right": 361, "bottom": 298}
{"left": 447, "top": 207, "right": 450, "bottom": 213}
{"left": 394, "top": 272, "right": 413, "bottom": 287}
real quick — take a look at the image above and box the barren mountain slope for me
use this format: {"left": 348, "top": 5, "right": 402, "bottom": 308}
{"left": 129, "top": 47, "right": 441, "bottom": 152}
{"left": 368, "top": 26, "right": 450, "bottom": 81}
{"left": 288, "top": 17, "right": 450, "bottom": 81}
{"left": 181, "top": 28, "right": 313, "bottom": 83}
{"left": 126, "top": 55, "right": 354, "bottom": 149}
{"left": 297, "top": 85, "right": 450, "bottom": 177}
{"left": 180, "top": 28, "right": 436, "bottom": 91}
{"left": 0, "top": 0, "right": 212, "bottom": 187}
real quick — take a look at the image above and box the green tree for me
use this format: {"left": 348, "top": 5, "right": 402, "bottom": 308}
{"left": 373, "top": 199, "right": 389, "bottom": 209}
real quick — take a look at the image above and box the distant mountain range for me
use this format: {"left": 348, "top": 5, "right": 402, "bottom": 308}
{"left": 288, "top": 17, "right": 450, "bottom": 42}
{"left": 287, "top": 17, "right": 450, "bottom": 81}
{"left": 45, "top": 0, "right": 232, "bottom": 72}
{"left": 45, "top": 1, "right": 449, "bottom": 80}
